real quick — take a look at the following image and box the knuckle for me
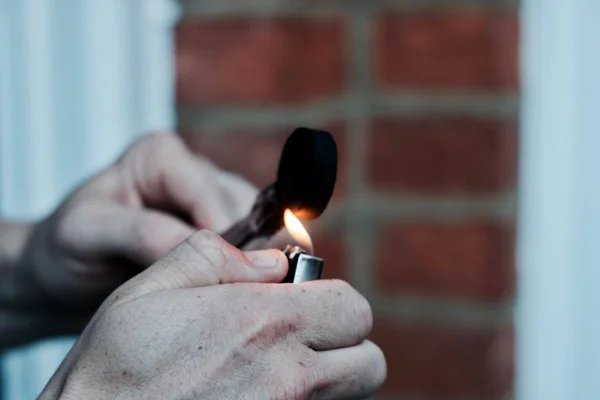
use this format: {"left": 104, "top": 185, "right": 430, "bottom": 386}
{"left": 53, "top": 211, "right": 73, "bottom": 250}
{"left": 134, "top": 217, "right": 160, "bottom": 256}
{"left": 355, "top": 293, "right": 374, "bottom": 334}
{"left": 244, "top": 307, "right": 304, "bottom": 349}
{"left": 235, "top": 288, "right": 310, "bottom": 352}
{"left": 270, "top": 289, "right": 309, "bottom": 327}
{"left": 328, "top": 280, "right": 373, "bottom": 335}
{"left": 104, "top": 284, "right": 136, "bottom": 310}
{"left": 139, "top": 132, "right": 181, "bottom": 150}
{"left": 184, "top": 230, "right": 232, "bottom": 279}
{"left": 373, "top": 345, "right": 387, "bottom": 387}
{"left": 364, "top": 341, "right": 387, "bottom": 390}
{"left": 198, "top": 228, "right": 221, "bottom": 241}
{"left": 187, "top": 229, "right": 223, "bottom": 248}
{"left": 242, "top": 314, "right": 284, "bottom": 350}
{"left": 123, "top": 132, "right": 184, "bottom": 163}
{"left": 327, "top": 279, "right": 355, "bottom": 295}
{"left": 53, "top": 204, "right": 88, "bottom": 252}
{"left": 271, "top": 361, "right": 315, "bottom": 399}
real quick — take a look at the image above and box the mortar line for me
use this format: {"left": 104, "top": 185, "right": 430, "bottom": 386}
{"left": 313, "top": 192, "right": 517, "bottom": 233}
{"left": 373, "top": 92, "right": 520, "bottom": 118}
{"left": 372, "top": 293, "right": 515, "bottom": 329}
{"left": 177, "top": 93, "right": 519, "bottom": 132}
{"left": 344, "top": 11, "right": 375, "bottom": 298}
{"left": 177, "top": 98, "right": 352, "bottom": 132}
{"left": 179, "top": 0, "right": 518, "bottom": 19}
{"left": 365, "top": 191, "right": 517, "bottom": 221}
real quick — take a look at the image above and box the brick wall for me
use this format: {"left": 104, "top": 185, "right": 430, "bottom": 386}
{"left": 176, "top": 1, "right": 518, "bottom": 399}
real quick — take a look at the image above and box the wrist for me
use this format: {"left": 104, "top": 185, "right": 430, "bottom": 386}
{"left": 40, "top": 362, "right": 106, "bottom": 400}
{"left": 0, "top": 221, "right": 84, "bottom": 350}
{"left": 0, "top": 221, "right": 36, "bottom": 306}
{"left": 0, "top": 221, "right": 35, "bottom": 273}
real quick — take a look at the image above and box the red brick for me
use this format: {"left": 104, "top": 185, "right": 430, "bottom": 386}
{"left": 375, "top": 10, "right": 519, "bottom": 90}
{"left": 370, "top": 320, "right": 513, "bottom": 399}
{"left": 313, "top": 227, "right": 348, "bottom": 281}
{"left": 368, "top": 118, "right": 517, "bottom": 194}
{"left": 176, "top": 18, "right": 345, "bottom": 105}
{"left": 180, "top": 125, "right": 347, "bottom": 198}
{"left": 374, "top": 220, "right": 515, "bottom": 301}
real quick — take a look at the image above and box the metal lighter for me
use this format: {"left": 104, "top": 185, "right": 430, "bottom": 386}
{"left": 282, "top": 245, "right": 324, "bottom": 283}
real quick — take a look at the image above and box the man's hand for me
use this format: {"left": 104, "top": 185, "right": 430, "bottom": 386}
{"left": 4, "top": 133, "right": 258, "bottom": 339}
{"left": 41, "top": 231, "right": 386, "bottom": 400}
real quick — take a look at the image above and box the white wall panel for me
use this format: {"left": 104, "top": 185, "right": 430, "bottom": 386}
{"left": 0, "top": 1, "right": 179, "bottom": 398}
{"left": 518, "top": 1, "right": 600, "bottom": 399}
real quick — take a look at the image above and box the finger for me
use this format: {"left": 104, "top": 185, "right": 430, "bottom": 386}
{"left": 160, "top": 157, "right": 233, "bottom": 232}
{"left": 121, "top": 133, "right": 233, "bottom": 231}
{"left": 61, "top": 203, "right": 194, "bottom": 266}
{"left": 313, "top": 341, "right": 387, "bottom": 400}
{"left": 130, "top": 230, "right": 288, "bottom": 294}
{"left": 242, "top": 228, "right": 300, "bottom": 252}
{"left": 278, "top": 280, "right": 374, "bottom": 351}
{"left": 215, "top": 171, "right": 259, "bottom": 222}
{"left": 241, "top": 237, "right": 271, "bottom": 251}
{"left": 266, "top": 228, "right": 298, "bottom": 250}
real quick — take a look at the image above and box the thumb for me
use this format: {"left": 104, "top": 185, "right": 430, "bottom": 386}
{"left": 128, "top": 230, "right": 288, "bottom": 296}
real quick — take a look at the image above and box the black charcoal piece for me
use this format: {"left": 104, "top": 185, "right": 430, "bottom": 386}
{"left": 220, "top": 127, "right": 337, "bottom": 248}
{"left": 276, "top": 127, "right": 337, "bottom": 219}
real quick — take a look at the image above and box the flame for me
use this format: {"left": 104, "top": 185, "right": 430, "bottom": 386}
{"left": 284, "top": 209, "right": 313, "bottom": 253}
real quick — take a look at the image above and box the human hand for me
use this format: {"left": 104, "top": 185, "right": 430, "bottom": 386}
{"left": 41, "top": 231, "right": 386, "bottom": 400}
{"left": 13, "top": 133, "right": 258, "bottom": 320}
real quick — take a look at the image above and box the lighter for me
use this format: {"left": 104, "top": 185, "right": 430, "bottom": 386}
{"left": 282, "top": 245, "right": 324, "bottom": 283}
{"left": 279, "top": 209, "right": 324, "bottom": 283}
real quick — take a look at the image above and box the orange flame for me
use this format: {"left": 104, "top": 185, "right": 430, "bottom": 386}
{"left": 284, "top": 209, "right": 313, "bottom": 253}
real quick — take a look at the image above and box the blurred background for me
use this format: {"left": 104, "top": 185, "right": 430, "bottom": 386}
{"left": 176, "top": 1, "right": 517, "bottom": 399}
{"left": 1, "top": 0, "right": 595, "bottom": 399}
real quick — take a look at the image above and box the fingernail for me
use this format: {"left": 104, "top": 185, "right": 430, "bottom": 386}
{"left": 246, "top": 250, "right": 284, "bottom": 269}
